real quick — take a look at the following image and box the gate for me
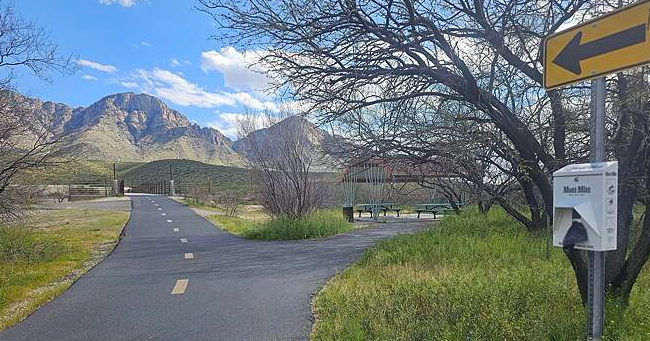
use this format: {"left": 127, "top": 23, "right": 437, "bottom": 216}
{"left": 68, "top": 177, "right": 112, "bottom": 201}
{"left": 127, "top": 180, "right": 171, "bottom": 195}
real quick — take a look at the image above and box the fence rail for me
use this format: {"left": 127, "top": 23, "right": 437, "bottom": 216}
{"left": 127, "top": 181, "right": 171, "bottom": 195}
{"left": 68, "top": 178, "right": 114, "bottom": 201}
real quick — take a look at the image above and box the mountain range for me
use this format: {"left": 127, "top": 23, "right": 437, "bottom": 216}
{"left": 23, "top": 92, "right": 333, "bottom": 168}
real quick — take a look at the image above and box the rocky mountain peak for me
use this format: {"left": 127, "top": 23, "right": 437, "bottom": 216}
{"left": 232, "top": 115, "right": 335, "bottom": 171}
{"left": 15, "top": 91, "right": 333, "bottom": 168}
{"left": 66, "top": 92, "right": 193, "bottom": 142}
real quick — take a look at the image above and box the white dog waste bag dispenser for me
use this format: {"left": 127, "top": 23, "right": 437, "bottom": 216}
{"left": 553, "top": 162, "right": 618, "bottom": 251}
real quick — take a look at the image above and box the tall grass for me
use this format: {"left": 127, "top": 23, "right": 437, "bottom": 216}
{"left": 208, "top": 209, "right": 353, "bottom": 240}
{"left": 248, "top": 210, "right": 353, "bottom": 240}
{"left": 0, "top": 228, "right": 65, "bottom": 264}
{"left": 312, "top": 208, "right": 650, "bottom": 341}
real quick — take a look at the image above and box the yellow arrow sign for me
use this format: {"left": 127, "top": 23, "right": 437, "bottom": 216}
{"left": 544, "top": 0, "right": 650, "bottom": 89}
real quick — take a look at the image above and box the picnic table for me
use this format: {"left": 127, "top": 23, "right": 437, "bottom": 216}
{"left": 414, "top": 202, "right": 462, "bottom": 218}
{"left": 355, "top": 203, "right": 403, "bottom": 217}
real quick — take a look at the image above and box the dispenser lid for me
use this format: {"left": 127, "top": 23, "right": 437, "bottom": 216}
{"left": 553, "top": 161, "right": 618, "bottom": 177}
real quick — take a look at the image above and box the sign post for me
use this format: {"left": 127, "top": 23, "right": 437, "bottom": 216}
{"left": 588, "top": 77, "right": 606, "bottom": 340}
{"left": 543, "top": 2, "right": 650, "bottom": 339}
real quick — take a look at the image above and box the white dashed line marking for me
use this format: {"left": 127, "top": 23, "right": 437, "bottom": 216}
{"left": 173, "top": 228, "right": 179, "bottom": 232}
{"left": 180, "top": 238, "right": 188, "bottom": 243}
{"left": 171, "top": 279, "right": 188, "bottom": 295}
{"left": 158, "top": 208, "right": 162, "bottom": 211}
{"left": 155, "top": 204, "right": 159, "bottom": 206}
{"left": 184, "top": 253, "right": 194, "bottom": 260}
{"left": 161, "top": 213, "right": 166, "bottom": 216}
{"left": 167, "top": 219, "right": 172, "bottom": 223}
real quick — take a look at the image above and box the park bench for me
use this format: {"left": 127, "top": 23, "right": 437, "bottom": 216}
{"left": 414, "top": 202, "right": 463, "bottom": 218}
{"left": 355, "top": 203, "right": 403, "bottom": 217}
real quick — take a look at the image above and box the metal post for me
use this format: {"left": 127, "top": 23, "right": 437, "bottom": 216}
{"left": 588, "top": 76, "right": 606, "bottom": 340}
{"left": 546, "top": 214, "right": 551, "bottom": 260}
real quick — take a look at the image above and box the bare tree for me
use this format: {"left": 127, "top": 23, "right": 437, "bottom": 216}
{"left": 212, "top": 191, "right": 244, "bottom": 217}
{"left": 0, "top": 2, "right": 76, "bottom": 223}
{"left": 200, "top": 0, "right": 650, "bottom": 303}
{"left": 237, "top": 113, "right": 324, "bottom": 218}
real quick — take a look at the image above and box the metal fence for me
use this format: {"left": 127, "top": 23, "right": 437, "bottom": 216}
{"left": 174, "top": 181, "right": 215, "bottom": 197}
{"left": 68, "top": 178, "right": 115, "bottom": 201}
{"left": 126, "top": 181, "right": 172, "bottom": 195}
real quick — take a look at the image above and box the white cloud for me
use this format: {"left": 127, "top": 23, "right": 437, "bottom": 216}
{"left": 124, "top": 67, "right": 278, "bottom": 111}
{"left": 120, "top": 81, "right": 138, "bottom": 88}
{"left": 99, "top": 0, "right": 140, "bottom": 7}
{"left": 207, "top": 112, "right": 265, "bottom": 139}
{"left": 207, "top": 117, "right": 239, "bottom": 139}
{"left": 228, "top": 92, "right": 277, "bottom": 112}
{"left": 170, "top": 58, "right": 181, "bottom": 67}
{"left": 81, "top": 74, "right": 98, "bottom": 81}
{"left": 200, "top": 47, "right": 271, "bottom": 91}
{"left": 140, "top": 41, "right": 153, "bottom": 47}
{"left": 77, "top": 59, "right": 118, "bottom": 73}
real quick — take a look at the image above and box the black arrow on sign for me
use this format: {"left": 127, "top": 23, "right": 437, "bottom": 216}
{"left": 553, "top": 23, "right": 647, "bottom": 75}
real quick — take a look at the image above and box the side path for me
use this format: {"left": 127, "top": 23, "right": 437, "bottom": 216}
{"left": 0, "top": 196, "right": 431, "bottom": 341}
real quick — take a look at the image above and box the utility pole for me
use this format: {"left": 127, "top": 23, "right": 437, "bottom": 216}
{"left": 169, "top": 164, "right": 175, "bottom": 196}
{"left": 588, "top": 77, "right": 606, "bottom": 340}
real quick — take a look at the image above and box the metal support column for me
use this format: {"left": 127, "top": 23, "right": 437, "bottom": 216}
{"left": 588, "top": 77, "right": 606, "bottom": 340}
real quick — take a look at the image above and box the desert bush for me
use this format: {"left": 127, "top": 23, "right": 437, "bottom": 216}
{"left": 212, "top": 191, "right": 244, "bottom": 217}
{"left": 209, "top": 209, "right": 352, "bottom": 240}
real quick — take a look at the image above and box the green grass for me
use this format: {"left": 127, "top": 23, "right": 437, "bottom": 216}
{"left": 207, "top": 209, "right": 354, "bottom": 240}
{"left": 27, "top": 160, "right": 132, "bottom": 184}
{"left": 311, "top": 207, "right": 650, "bottom": 341}
{"left": 0, "top": 209, "right": 129, "bottom": 331}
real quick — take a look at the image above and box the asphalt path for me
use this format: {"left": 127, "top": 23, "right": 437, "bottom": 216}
{"left": 0, "top": 195, "right": 430, "bottom": 341}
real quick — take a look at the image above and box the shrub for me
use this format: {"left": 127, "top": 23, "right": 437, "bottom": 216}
{"left": 246, "top": 209, "right": 352, "bottom": 240}
{"left": 212, "top": 191, "right": 245, "bottom": 217}
{"left": 210, "top": 209, "right": 352, "bottom": 240}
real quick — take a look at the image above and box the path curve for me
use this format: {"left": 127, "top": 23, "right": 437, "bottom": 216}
{"left": 0, "top": 196, "right": 430, "bottom": 341}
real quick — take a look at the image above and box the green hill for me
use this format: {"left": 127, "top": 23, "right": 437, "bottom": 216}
{"left": 121, "top": 159, "right": 251, "bottom": 192}
{"left": 37, "top": 160, "right": 143, "bottom": 184}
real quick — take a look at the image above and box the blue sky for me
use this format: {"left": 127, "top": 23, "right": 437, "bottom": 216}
{"left": 15, "top": 0, "right": 277, "bottom": 139}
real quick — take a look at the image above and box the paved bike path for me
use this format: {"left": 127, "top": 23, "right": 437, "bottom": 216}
{"left": 0, "top": 196, "right": 429, "bottom": 341}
